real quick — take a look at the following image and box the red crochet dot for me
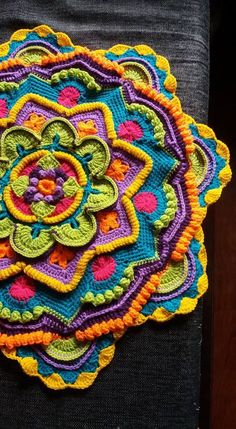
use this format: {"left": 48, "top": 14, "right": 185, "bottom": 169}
{"left": 9, "top": 276, "right": 36, "bottom": 301}
{"left": 92, "top": 256, "right": 116, "bottom": 281}
{"left": 118, "top": 120, "right": 143, "bottom": 142}
{"left": 134, "top": 192, "right": 157, "bottom": 213}
{"left": 58, "top": 87, "right": 80, "bottom": 107}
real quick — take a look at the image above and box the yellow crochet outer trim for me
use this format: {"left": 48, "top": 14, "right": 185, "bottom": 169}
{"left": 2, "top": 342, "right": 115, "bottom": 390}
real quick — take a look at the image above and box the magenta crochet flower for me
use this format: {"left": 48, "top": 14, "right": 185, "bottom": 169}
{"left": 58, "top": 86, "right": 80, "bottom": 107}
{"left": 118, "top": 120, "right": 143, "bottom": 142}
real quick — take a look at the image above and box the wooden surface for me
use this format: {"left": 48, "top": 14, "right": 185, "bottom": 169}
{"left": 206, "top": 3, "right": 236, "bottom": 428}
{"left": 212, "top": 151, "right": 236, "bottom": 429}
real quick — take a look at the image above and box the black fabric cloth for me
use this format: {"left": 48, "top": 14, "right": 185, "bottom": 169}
{"left": 0, "top": 1, "right": 209, "bottom": 428}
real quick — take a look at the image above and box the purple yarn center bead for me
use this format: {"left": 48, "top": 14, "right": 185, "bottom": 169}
{"left": 24, "top": 167, "right": 68, "bottom": 204}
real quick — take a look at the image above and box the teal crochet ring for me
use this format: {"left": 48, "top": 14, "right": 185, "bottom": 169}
{"left": 0, "top": 26, "right": 231, "bottom": 389}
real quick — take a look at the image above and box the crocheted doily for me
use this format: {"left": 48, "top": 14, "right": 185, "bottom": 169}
{"left": 0, "top": 26, "right": 231, "bottom": 389}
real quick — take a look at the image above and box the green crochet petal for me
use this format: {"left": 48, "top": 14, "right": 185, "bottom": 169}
{"left": 31, "top": 201, "right": 55, "bottom": 220}
{"left": 0, "top": 218, "right": 14, "bottom": 239}
{"left": 63, "top": 177, "right": 80, "bottom": 197}
{"left": 123, "top": 61, "right": 151, "bottom": 84}
{"left": 41, "top": 118, "right": 77, "bottom": 148}
{"left": 37, "top": 153, "right": 60, "bottom": 169}
{"left": 189, "top": 144, "right": 208, "bottom": 188}
{"left": 11, "top": 175, "right": 29, "bottom": 197}
{"left": 87, "top": 177, "right": 118, "bottom": 212}
{"left": 158, "top": 255, "right": 188, "bottom": 293}
{"left": 44, "top": 338, "right": 90, "bottom": 361}
{"left": 0, "top": 157, "right": 9, "bottom": 178}
{"left": 10, "top": 225, "right": 54, "bottom": 257}
{"left": 52, "top": 212, "right": 97, "bottom": 246}
{"left": 75, "top": 136, "right": 110, "bottom": 177}
{"left": 0, "top": 127, "right": 40, "bottom": 164}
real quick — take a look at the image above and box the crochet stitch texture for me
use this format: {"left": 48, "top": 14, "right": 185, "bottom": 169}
{"left": 0, "top": 25, "right": 231, "bottom": 389}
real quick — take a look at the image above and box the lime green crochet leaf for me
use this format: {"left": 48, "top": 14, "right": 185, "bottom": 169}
{"left": 52, "top": 212, "right": 96, "bottom": 246}
{"left": 16, "top": 46, "right": 51, "bottom": 65}
{"left": 31, "top": 201, "right": 55, "bottom": 220}
{"left": 189, "top": 143, "right": 208, "bottom": 187}
{"left": 63, "top": 177, "right": 80, "bottom": 197}
{"left": 122, "top": 61, "right": 151, "bottom": 84}
{"left": 87, "top": 177, "right": 118, "bottom": 212}
{"left": 0, "top": 218, "right": 14, "bottom": 238}
{"left": 44, "top": 338, "right": 90, "bottom": 361}
{"left": 37, "top": 153, "right": 60, "bottom": 169}
{"left": 41, "top": 118, "right": 77, "bottom": 148}
{"left": 76, "top": 137, "right": 110, "bottom": 177}
{"left": 10, "top": 225, "right": 54, "bottom": 257}
{"left": 11, "top": 176, "right": 29, "bottom": 197}
{"left": 157, "top": 255, "right": 188, "bottom": 293}
{"left": 0, "top": 127, "right": 40, "bottom": 164}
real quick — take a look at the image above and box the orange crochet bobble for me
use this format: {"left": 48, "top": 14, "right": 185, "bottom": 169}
{"left": 24, "top": 113, "right": 46, "bottom": 131}
{"left": 106, "top": 159, "right": 130, "bottom": 181}
{"left": 49, "top": 245, "right": 75, "bottom": 269}
{"left": 77, "top": 119, "right": 98, "bottom": 137}
{"left": 0, "top": 239, "right": 14, "bottom": 259}
{"left": 97, "top": 211, "right": 120, "bottom": 234}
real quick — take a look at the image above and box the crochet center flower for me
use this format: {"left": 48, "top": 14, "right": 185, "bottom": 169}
{"left": 0, "top": 26, "right": 231, "bottom": 390}
{"left": 1, "top": 120, "right": 118, "bottom": 257}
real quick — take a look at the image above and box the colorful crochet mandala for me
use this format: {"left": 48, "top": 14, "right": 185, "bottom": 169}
{"left": 0, "top": 26, "right": 231, "bottom": 389}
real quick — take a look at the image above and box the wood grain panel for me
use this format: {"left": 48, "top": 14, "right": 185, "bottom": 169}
{"left": 206, "top": 2, "right": 236, "bottom": 428}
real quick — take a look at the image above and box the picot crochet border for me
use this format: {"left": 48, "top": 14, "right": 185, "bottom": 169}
{"left": 0, "top": 25, "right": 231, "bottom": 390}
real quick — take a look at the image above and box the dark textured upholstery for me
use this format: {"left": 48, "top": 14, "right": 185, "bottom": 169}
{"left": 0, "top": 1, "right": 209, "bottom": 427}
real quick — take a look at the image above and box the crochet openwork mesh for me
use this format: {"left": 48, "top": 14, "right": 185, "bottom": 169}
{"left": 0, "top": 26, "right": 231, "bottom": 389}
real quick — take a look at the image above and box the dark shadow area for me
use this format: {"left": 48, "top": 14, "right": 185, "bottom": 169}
{"left": 200, "top": 1, "right": 236, "bottom": 428}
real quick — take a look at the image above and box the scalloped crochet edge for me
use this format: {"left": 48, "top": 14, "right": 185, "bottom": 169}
{"left": 184, "top": 114, "right": 232, "bottom": 206}
{"left": 0, "top": 25, "right": 74, "bottom": 57}
{"left": 95, "top": 43, "right": 177, "bottom": 95}
{"left": 2, "top": 342, "right": 115, "bottom": 390}
{"left": 137, "top": 226, "right": 208, "bottom": 324}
